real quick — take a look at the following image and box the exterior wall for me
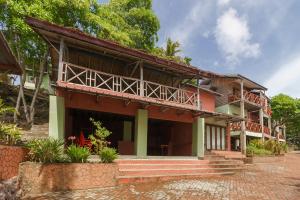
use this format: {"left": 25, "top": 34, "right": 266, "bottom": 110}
{"left": 19, "top": 162, "right": 119, "bottom": 197}
{"left": 184, "top": 86, "right": 216, "bottom": 112}
{"left": 199, "top": 91, "right": 215, "bottom": 112}
{"left": 49, "top": 95, "right": 65, "bottom": 140}
{"left": 216, "top": 104, "right": 246, "bottom": 116}
{"left": 60, "top": 90, "right": 194, "bottom": 123}
{"left": 0, "top": 145, "right": 28, "bottom": 180}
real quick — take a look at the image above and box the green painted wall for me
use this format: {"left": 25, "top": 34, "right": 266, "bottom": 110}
{"left": 49, "top": 95, "right": 65, "bottom": 140}
{"left": 123, "top": 121, "right": 132, "bottom": 141}
{"left": 216, "top": 104, "right": 246, "bottom": 116}
{"left": 134, "top": 109, "right": 148, "bottom": 157}
{"left": 192, "top": 117, "right": 205, "bottom": 158}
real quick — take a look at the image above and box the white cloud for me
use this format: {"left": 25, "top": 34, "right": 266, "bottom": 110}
{"left": 167, "top": 1, "right": 214, "bottom": 49}
{"left": 217, "top": 0, "right": 231, "bottom": 7}
{"left": 265, "top": 55, "right": 300, "bottom": 98}
{"left": 215, "top": 8, "right": 261, "bottom": 66}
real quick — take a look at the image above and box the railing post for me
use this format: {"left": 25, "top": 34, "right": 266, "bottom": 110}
{"left": 58, "top": 38, "right": 64, "bottom": 81}
{"left": 139, "top": 61, "right": 144, "bottom": 97}
{"left": 259, "top": 91, "right": 264, "bottom": 142}
{"left": 240, "top": 80, "right": 246, "bottom": 154}
{"left": 197, "top": 78, "right": 200, "bottom": 110}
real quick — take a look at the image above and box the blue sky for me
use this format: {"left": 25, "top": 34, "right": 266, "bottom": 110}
{"left": 152, "top": 0, "right": 300, "bottom": 97}
{"left": 99, "top": 0, "right": 300, "bottom": 97}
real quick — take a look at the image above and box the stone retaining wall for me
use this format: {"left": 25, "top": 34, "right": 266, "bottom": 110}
{"left": 18, "top": 162, "right": 119, "bottom": 197}
{"left": 0, "top": 145, "right": 28, "bottom": 180}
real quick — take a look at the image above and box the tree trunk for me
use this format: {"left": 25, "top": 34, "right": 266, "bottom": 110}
{"left": 29, "top": 50, "right": 49, "bottom": 125}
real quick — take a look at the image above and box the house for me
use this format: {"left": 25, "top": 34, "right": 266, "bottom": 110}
{"left": 203, "top": 74, "right": 285, "bottom": 153}
{"left": 25, "top": 17, "right": 245, "bottom": 159}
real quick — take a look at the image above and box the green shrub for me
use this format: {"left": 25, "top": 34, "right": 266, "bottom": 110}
{"left": 66, "top": 144, "right": 90, "bottom": 163}
{"left": 89, "top": 118, "right": 112, "bottom": 154}
{"left": 99, "top": 147, "right": 118, "bottom": 163}
{"left": 27, "top": 138, "right": 64, "bottom": 163}
{"left": 249, "top": 139, "right": 264, "bottom": 149}
{"left": 0, "top": 123, "right": 22, "bottom": 145}
{"left": 246, "top": 145, "right": 272, "bottom": 156}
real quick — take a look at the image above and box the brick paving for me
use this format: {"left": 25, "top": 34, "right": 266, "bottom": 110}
{"left": 24, "top": 152, "right": 300, "bottom": 200}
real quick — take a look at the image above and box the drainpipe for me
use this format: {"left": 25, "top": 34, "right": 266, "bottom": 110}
{"left": 197, "top": 78, "right": 200, "bottom": 110}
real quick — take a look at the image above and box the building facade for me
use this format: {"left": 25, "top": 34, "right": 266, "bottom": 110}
{"left": 25, "top": 17, "right": 283, "bottom": 158}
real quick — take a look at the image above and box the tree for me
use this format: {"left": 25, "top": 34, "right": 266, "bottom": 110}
{"left": 165, "top": 37, "right": 181, "bottom": 57}
{"left": 271, "top": 94, "right": 300, "bottom": 147}
{"left": 0, "top": 0, "right": 160, "bottom": 126}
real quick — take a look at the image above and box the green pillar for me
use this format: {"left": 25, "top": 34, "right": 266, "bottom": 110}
{"left": 123, "top": 121, "right": 132, "bottom": 141}
{"left": 192, "top": 117, "right": 205, "bottom": 159}
{"left": 134, "top": 109, "right": 148, "bottom": 157}
{"left": 49, "top": 95, "right": 65, "bottom": 140}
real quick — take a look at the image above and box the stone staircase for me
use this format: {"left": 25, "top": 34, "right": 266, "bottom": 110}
{"left": 21, "top": 123, "right": 49, "bottom": 141}
{"left": 116, "top": 155, "right": 245, "bottom": 184}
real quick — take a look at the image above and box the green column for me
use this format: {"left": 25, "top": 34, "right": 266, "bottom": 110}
{"left": 123, "top": 121, "right": 132, "bottom": 141}
{"left": 49, "top": 95, "right": 65, "bottom": 140}
{"left": 192, "top": 117, "right": 205, "bottom": 159}
{"left": 134, "top": 109, "right": 148, "bottom": 157}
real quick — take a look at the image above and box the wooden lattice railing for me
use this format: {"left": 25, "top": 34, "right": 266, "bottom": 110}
{"left": 230, "top": 121, "right": 262, "bottom": 133}
{"left": 263, "top": 126, "right": 270, "bottom": 135}
{"left": 228, "top": 90, "right": 264, "bottom": 106}
{"left": 60, "top": 62, "right": 199, "bottom": 109}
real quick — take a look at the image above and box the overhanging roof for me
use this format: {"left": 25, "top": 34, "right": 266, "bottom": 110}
{"left": 25, "top": 17, "right": 220, "bottom": 79}
{"left": 195, "top": 110, "right": 244, "bottom": 122}
{"left": 217, "top": 74, "right": 267, "bottom": 91}
{"left": 0, "top": 31, "right": 22, "bottom": 75}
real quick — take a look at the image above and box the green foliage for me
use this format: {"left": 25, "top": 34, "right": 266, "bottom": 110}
{"left": 0, "top": 98, "right": 22, "bottom": 145}
{"left": 26, "top": 138, "right": 64, "bottom": 163}
{"left": 0, "top": 123, "right": 22, "bottom": 145}
{"left": 271, "top": 94, "right": 300, "bottom": 147}
{"left": 0, "top": 98, "right": 15, "bottom": 116}
{"left": 246, "top": 139, "right": 288, "bottom": 156}
{"left": 246, "top": 145, "right": 272, "bottom": 157}
{"left": 66, "top": 144, "right": 90, "bottom": 163}
{"left": 89, "top": 118, "right": 111, "bottom": 154}
{"left": 99, "top": 147, "right": 118, "bottom": 163}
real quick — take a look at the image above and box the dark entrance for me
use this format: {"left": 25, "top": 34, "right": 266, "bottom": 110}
{"left": 66, "top": 108, "right": 135, "bottom": 155}
{"left": 147, "top": 119, "right": 192, "bottom": 156}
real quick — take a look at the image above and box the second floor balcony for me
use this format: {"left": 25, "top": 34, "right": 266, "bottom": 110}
{"left": 57, "top": 62, "right": 200, "bottom": 110}
{"left": 230, "top": 121, "right": 271, "bottom": 135}
{"left": 228, "top": 90, "right": 264, "bottom": 107}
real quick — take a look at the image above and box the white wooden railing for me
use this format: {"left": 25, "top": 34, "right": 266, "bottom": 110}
{"left": 60, "top": 62, "right": 199, "bottom": 109}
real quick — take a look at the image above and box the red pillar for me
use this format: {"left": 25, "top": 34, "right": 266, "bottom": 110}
{"left": 226, "top": 123, "right": 231, "bottom": 151}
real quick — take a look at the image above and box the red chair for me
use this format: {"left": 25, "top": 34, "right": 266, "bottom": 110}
{"left": 79, "top": 131, "right": 92, "bottom": 150}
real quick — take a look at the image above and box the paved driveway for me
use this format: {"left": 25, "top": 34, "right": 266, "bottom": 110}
{"left": 25, "top": 152, "right": 300, "bottom": 200}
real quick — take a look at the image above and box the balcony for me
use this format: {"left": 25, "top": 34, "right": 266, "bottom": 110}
{"left": 230, "top": 121, "right": 262, "bottom": 133}
{"left": 263, "top": 126, "right": 270, "bottom": 135}
{"left": 57, "top": 62, "right": 199, "bottom": 110}
{"left": 228, "top": 90, "right": 264, "bottom": 107}
{"left": 264, "top": 106, "right": 272, "bottom": 116}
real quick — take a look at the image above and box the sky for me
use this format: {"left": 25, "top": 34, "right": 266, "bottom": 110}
{"left": 152, "top": 0, "right": 300, "bottom": 98}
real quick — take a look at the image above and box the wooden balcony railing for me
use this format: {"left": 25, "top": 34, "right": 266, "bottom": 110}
{"left": 59, "top": 62, "right": 199, "bottom": 109}
{"left": 228, "top": 90, "right": 264, "bottom": 106}
{"left": 263, "top": 126, "right": 270, "bottom": 135}
{"left": 230, "top": 121, "right": 262, "bottom": 133}
{"left": 264, "top": 106, "right": 272, "bottom": 116}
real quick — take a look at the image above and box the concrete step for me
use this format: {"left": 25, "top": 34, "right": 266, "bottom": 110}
{"left": 116, "top": 159, "right": 209, "bottom": 165}
{"left": 118, "top": 163, "right": 241, "bottom": 170}
{"left": 119, "top": 167, "right": 244, "bottom": 176}
{"left": 117, "top": 172, "right": 235, "bottom": 184}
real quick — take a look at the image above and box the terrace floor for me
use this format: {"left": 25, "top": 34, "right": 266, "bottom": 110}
{"left": 24, "top": 152, "right": 300, "bottom": 200}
